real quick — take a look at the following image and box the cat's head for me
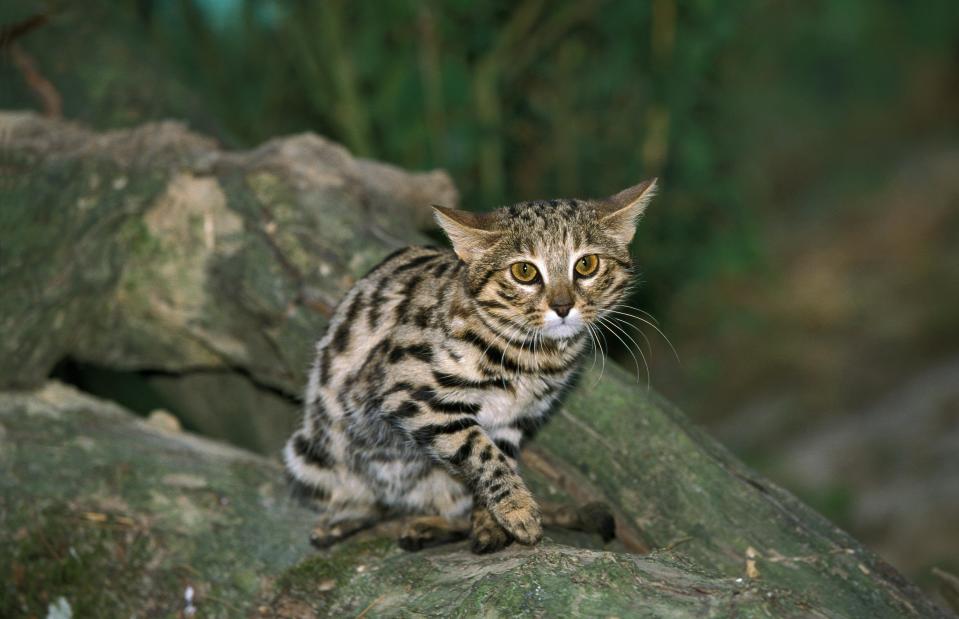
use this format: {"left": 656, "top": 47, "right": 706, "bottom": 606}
{"left": 433, "top": 179, "right": 656, "bottom": 341}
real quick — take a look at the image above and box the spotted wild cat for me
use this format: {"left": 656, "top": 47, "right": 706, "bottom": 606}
{"left": 284, "top": 179, "right": 657, "bottom": 553}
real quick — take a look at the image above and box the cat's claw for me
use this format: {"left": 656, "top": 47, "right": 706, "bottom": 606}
{"left": 470, "top": 506, "right": 514, "bottom": 554}
{"left": 471, "top": 523, "right": 513, "bottom": 553}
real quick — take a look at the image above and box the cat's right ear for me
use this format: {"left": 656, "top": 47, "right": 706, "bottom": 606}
{"left": 432, "top": 206, "right": 500, "bottom": 262}
{"left": 597, "top": 178, "right": 658, "bottom": 245}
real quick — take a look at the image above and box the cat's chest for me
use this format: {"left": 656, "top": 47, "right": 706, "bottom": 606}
{"left": 474, "top": 375, "right": 560, "bottom": 429}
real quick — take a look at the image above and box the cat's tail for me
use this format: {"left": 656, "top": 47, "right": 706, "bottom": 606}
{"left": 283, "top": 431, "right": 338, "bottom": 504}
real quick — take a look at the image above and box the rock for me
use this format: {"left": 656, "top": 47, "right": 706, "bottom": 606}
{"left": 0, "top": 383, "right": 945, "bottom": 618}
{"left": 0, "top": 383, "right": 314, "bottom": 618}
{"left": 146, "top": 409, "right": 182, "bottom": 433}
{"left": 0, "top": 110, "right": 456, "bottom": 454}
{"left": 0, "top": 113, "right": 949, "bottom": 617}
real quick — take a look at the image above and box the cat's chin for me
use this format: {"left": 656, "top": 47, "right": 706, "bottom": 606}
{"left": 539, "top": 322, "right": 584, "bottom": 341}
{"left": 540, "top": 308, "right": 585, "bottom": 340}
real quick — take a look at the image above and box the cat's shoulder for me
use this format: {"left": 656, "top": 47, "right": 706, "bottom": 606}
{"left": 362, "top": 245, "right": 458, "bottom": 282}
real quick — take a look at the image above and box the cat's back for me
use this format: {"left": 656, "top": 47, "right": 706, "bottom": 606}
{"left": 346, "top": 245, "right": 460, "bottom": 327}
{"left": 312, "top": 246, "right": 460, "bottom": 387}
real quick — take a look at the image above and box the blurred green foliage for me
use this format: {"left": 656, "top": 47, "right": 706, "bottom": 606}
{"left": 139, "top": 0, "right": 958, "bottom": 317}
{"left": 4, "top": 0, "right": 957, "bottom": 319}
{"left": 143, "top": 0, "right": 749, "bottom": 313}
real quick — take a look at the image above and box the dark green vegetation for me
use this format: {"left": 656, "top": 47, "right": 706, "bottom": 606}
{"left": 7, "top": 1, "right": 957, "bottom": 314}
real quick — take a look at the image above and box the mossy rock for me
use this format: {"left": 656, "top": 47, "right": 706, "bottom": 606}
{"left": 0, "top": 113, "right": 949, "bottom": 616}
{"left": 3, "top": 384, "right": 943, "bottom": 618}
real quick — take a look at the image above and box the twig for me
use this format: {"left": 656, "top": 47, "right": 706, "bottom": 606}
{"left": 416, "top": 5, "right": 446, "bottom": 163}
{"left": 0, "top": 12, "right": 50, "bottom": 49}
{"left": 661, "top": 536, "right": 692, "bottom": 552}
{"left": 472, "top": 0, "right": 546, "bottom": 202}
{"left": 355, "top": 593, "right": 386, "bottom": 619}
{"left": 10, "top": 43, "right": 62, "bottom": 118}
{"left": 317, "top": 0, "right": 372, "bottom": 156}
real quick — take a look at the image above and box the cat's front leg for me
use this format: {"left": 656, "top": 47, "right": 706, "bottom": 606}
{"left": 401, "top": 414, "right": 542, "bottom": 546}
{"left": 451, "top": 436, "right": 542, "bottom": 545}
{"left": 476, "top": 426, "right": 541, "bottom": 546}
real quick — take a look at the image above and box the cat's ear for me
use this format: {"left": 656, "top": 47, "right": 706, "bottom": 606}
{"left": 597, "top": 178, "right": 658, "bottom": 244}
{"left": 432, "top": 205, "right": 500, "bottom": 262}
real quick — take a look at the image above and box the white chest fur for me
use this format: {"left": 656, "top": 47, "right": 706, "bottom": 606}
{"left": 475, "top": 375, "right": 555, "bottom": 430}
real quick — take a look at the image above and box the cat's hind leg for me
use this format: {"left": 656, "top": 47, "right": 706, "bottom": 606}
{"left": 284, "top": 430, "right": 383, "bottom": 548}
{"left": 309, "top": 499, "right": 382, "bottom": 548}
{"left": 392, "top": 467, "right": 473, "bottom": 551}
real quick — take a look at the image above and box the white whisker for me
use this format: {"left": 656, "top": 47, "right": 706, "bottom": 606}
{"left": 598, "top": 315, "right": 651, "bottom": 390}
{"left": 606, "top": 317, "right": 654, "bottom": 390}
{"left": 593, "top": 322, "right": 609, "bottom": 387}
{"left": 595, "top": 315, "right": 644, "bottom": 387}
{"left": 604, "top": 306, "right": 680, "bottom": 364}
{"left": 480, "top": 320, "right": 521, "bottom": 389}
{"left": 584, "top": 322, "right": 599, "bottom": 376}
{"left": 602, "top": 309, "right": 652, "bottom": 356}
{"left": 584, "top": 323, "right": 608, "bottom": 390}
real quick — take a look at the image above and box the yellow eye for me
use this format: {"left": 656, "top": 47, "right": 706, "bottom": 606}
{"left": 575, "top": 254, "right": 599, "bottom": 277}
{"left": 510, "top": 262, "right": 539, "bottom": 283}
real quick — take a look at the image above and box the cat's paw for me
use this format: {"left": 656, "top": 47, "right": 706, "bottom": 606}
{"left": 489, "top": 488, "right": 542, "bottom": 546}
{"left": 309, "top": 515, "right": 377, "bottom": 549}
{"left": 309, "top": 525, "right": 345, "bottom": 549}
{"left": 470, "top": 507, "right": 513, "bottom": 554}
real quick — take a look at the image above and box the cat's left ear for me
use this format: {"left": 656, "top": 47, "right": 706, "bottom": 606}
{"left": 432, "top": 205, "right": 500, "bottom": 262}
{"left": 597, "top": 178, "right": 658, "bottom": 244}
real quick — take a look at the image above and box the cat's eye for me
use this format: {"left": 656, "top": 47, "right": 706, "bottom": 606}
{"left": 510, "top": 262, "right": 540, "bottom": 284}
{"left": 575, "top": 254, "right": 599, "bottom": 277}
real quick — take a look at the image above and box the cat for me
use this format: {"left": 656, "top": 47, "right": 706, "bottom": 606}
{"left": 284, "top": 179, "right": 657, "bottom": 553}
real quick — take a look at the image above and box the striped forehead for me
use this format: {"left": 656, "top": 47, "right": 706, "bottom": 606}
{"left": 499, "top": 199, "right": 593, "bottom": 254}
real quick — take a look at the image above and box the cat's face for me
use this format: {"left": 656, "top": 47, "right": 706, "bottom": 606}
{"left": 434, "top": 180, "right": 656, "bottom": 341}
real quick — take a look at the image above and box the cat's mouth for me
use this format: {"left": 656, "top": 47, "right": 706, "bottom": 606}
{"left": 540, "top": 308, "right": 585, "bottom": 340}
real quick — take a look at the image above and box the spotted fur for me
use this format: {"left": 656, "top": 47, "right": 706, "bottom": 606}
{"left": 285, "top": 180, "right": 657, "bottom": 552}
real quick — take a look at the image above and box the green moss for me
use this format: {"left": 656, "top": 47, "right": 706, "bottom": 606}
{"left": 0, "top": 385, "right": 318, "bottom": 618}
{"left": 279, "top": 541, "right": 376, "bottom": 589}
{"left": 273, "top": 538, "right": 394, "bottom": 615}
{"left": 271, "top": 542, "right": 793, "bottom": 617}
{"left": 0, "top": 504, "right": 181, "bottom": 618}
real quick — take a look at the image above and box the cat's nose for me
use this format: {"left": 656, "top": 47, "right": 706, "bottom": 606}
{"left": 550, "top": 302, "right": 573, "bottom": 318}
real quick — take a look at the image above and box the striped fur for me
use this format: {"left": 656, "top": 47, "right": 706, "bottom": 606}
{"left": 285, "top": 181, "right": 657, "bottom": 552}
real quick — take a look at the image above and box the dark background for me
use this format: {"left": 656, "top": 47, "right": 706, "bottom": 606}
{"left": 3, "top": 0, "right": 958, "bottom": 598}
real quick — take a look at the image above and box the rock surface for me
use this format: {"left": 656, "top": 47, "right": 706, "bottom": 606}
{"left": 0, "top": 383, "right": 943, "bottom": 618}
{"left": 0, "top": 112, "right": 951, "bottom": 617}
